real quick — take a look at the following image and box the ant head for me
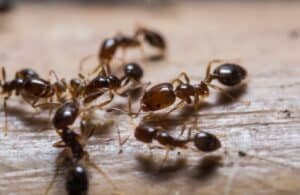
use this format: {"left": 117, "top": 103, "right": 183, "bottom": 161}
{"left": 66, "top": 164, "right": 89, "bottom": 195}
{"left": 107, "top": 75, "right": 121, "bottom": 89}
{"left": 123, "top": 62, "right": 143, "bottom": 81}
{"left": 213, "top": 63, "right": 247, "bottom": 86}
{"left": 193, "top": 131, "right": 221, "bottom": 152}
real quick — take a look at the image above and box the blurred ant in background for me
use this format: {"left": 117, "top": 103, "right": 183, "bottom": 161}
{"left": 81, "top": 26, "right": 166, "bottom": 76}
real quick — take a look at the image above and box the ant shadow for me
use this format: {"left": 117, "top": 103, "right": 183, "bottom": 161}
{"left": 4, "top": 105, "right": 52, "bottom": 132}
{"left": 144, "top": 54, "right": 166, "bottom": 63}
{"left": 135, "top": 153, "right": 187, "bottom": 182}
{"left": 215, "top": 83, "right": 248, "bottom": 106}
{"left": 188, "top": 155, "right": 223, "bottom": 182}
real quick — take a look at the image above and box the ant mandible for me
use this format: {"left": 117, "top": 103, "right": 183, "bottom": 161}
{"left": 140, "top": 59, "right": 247, "bottom": 114}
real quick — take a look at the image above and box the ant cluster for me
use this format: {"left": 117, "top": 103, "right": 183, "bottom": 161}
{"left": 0, "top": 26, "right": 248, "bottom": 194}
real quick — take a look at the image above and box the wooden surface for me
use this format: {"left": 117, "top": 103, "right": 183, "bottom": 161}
{"left": 0, "top": 2, "right": 300, "bottom": 195}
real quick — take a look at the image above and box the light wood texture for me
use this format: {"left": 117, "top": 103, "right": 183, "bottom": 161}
{"left": 0, "top": 2, "right": 300, "bottom": 195}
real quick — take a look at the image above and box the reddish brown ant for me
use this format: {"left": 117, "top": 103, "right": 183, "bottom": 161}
{"left": 139, "top": 59, "right": 247, "bottom": 115}
{"left": 134, "top": 124, "right": 221, "bottom": 165}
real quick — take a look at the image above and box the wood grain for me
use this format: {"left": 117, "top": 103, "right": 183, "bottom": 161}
{"left": 0, "top": 2, "right": 300, "bottom": 195}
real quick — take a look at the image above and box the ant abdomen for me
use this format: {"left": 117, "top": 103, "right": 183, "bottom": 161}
{"left": 66, "top": 164, "right": 89, "bottom": 195}
{"left": 213, "top": 63, "right": 247, "bottom": 86}
{"left": 53, "top": 102, "right": 79, "bottom": 130}
{"left": 15, "top": 68, "right": 39, "bottom": 79}
{"left": 141, "top": 83, "right": 176, "bottom": 111}
{"left": 134, "top": 125, "right": 158, "bottom": 143}
{"left": 193, "top": 131, "right": 221, "bottom": 152}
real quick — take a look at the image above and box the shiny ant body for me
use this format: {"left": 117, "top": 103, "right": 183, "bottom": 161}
{"left": 134, "top": 124, "right": 221, "bottom": 165}
{"left": 140, "top": 60, "right": 247, "bottom": 114}
{"left": 135, "top": 124, "right": 221, "bottom": 152}
{"left": 46, "top": 120, "right": 118, "bottom": 195}
{"left": 0, "top": 68, "right": 68, "bottom": 134}
{"left": 77, "top": 62, "right": 144, "bottom": 112}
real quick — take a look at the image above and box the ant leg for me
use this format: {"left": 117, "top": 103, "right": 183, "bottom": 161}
{"left": 80, "top": 120, "right": 96, "bottom": 141}
{"left": 45, "top": 165, "right": 61, "bottom": 195}
{"left": 86, "top": 159, "right": 119, "bottom": 191}
{"left": 147, "top": 144, "right": 153, "bottom": 157}
{"left": 205, "top": 82, "right": 250, "bottom": 105}
{"left": 121, "top": 48, "right": 126, "bottom": 63}
{"left": 3, "top": 96, "right": 9, "bottom": 135}
{"left": 32, "top": 102, "right": 62, "bottom": 110}
{"left": 160, "top": 148, "right": 170, "bottom": 168}
{"left": 49, "top": 70, "right": 60, "bottom": 83}
{"left": 127, "top": 93, "right": 132, "bottom": 115}
{"left": 117, "top": 126, "right": 130, "bottom": 154}
{"left": 45, "top": 150, "right": 67, "bottom": 195}
{"left": 103, "top": 63, "right": 112, "bottom": 76}
{"left": 88, "top": 92, "right": 114, "bottom": 110}
{"left": 176, "top": 72, "right": 190, "bottom": 84}
{"left": 204, "top": 59, "right": 227, "bottom": 81}
{"left": 1, "top": 66, "right": 6, "bottom": 82}
{"left": 53, "top": 140, "right": 66, "bottom": 148}
{"left": 165, "top": 100, "right": 185, "bottom": 116}
{"left": 79, "top": 54, "right": 97, "bottom": 73}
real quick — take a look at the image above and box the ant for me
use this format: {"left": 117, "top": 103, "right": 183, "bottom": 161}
{"left": 45, "top": 120, "right": 119, "bottom": 195}
{"left": 140, "top": 59, "right": 247, "bottom": 114}
{"left": 134, "top": 124, "right": 221, "bottom": 165}
{"left": 79, "top": 62, "right": 145, "bottom": 113}
{"left": 0, "top": 67, "right": 68, "bottom": 134}
{"left": 86, "top": 26, "right": 166, "bottom": 75}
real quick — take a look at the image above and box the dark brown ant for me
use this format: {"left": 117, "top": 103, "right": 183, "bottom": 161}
{"left": 134, "top": 124, "right": 221, "bottom": 165}
{"left": 89, "top": 34, "right": 142, "bottom": 75}
{"left": 79, "top": 62, "right": 145, "bottom": 113}
{"left": 0, "top": 68, "right": 67, "bottom": 134}
{"left": 140, "top": 59, "right": 247, "bottom": 114}
{"left": 46, "top": 120, "right": 119, "bottom": 195}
